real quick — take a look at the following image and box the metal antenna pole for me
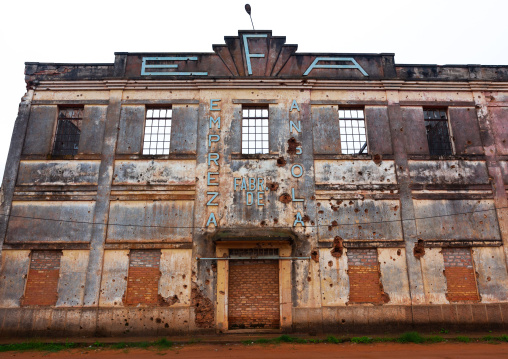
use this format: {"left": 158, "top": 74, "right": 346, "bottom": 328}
{"left": 245, "top": 4, "right": 255, "bottom": 30}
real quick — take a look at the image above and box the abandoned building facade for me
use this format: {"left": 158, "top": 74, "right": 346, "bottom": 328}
{"left": 0, "top": 30, "right": 507, "bottom": 336}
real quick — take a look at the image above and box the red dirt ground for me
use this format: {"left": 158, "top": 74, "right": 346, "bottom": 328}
{"left": 4, "top": 343, "right": 508, "bottom": 359}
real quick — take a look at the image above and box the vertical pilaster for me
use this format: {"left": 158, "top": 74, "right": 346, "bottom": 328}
{"left": 473, "top": 91, "right": 508, "bottom": 264}
{"left": 0, "top": 90, "right": 34, "bottom": 260}
{"left": 83, "top": 89, "right": 123, "bottom": 306}
{"left": 385, "top": 87, "right": 426, "bottom": 304}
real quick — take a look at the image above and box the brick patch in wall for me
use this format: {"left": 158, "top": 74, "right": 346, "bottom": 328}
{"left": 228, "top": 260, "right": 280, "bottom": 329}
{"left": 347, "top": 249, "right": 388, "bottom": 304}
{"left": 22, "top": 251, "right": 62, "bottom": 306}
{"left": 442, "top": 248, "right": 479, "bottom": 302}
{"left": 124, "top": 250, "right": 161, "bottom": 306}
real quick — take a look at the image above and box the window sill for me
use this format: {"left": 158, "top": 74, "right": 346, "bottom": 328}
{"left": 407, "top": 154, "right": 486, "bottom": 161}
{"left": 231, "top": 153, "right": 280, "bottom": 160}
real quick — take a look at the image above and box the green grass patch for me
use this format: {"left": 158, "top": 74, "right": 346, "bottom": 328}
{"left": 325, "top": 335, "right": 342, "bottom": 344}
{"left": 153, "top": 338, "right": 173, "bottom": 348}
{"left": 397, "top": 332, "right": 425, "bottom": 344}
{"left": 426, "top": 336, "right": 445, "bottom": 343}
{"left": 455, "top": 336, "right": 471, "bottom": 343}
{"left": 351, "top": 336, "right": 373, "bottom": 344}
{"left": 0, "top": 341, "right": 77, "bottom": 353}
{"left": 373, "top": 337, "right": 395, "bottom": 343}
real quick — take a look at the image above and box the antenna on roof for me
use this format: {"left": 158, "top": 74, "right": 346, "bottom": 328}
{"left": 245, "top": 4, "right": 255, "bottom": 30}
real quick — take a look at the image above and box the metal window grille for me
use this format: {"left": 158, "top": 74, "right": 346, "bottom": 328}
{"left": 338, "top": 108, "right": 368, "bottom": 154}
{"left": 52, "top": 108, "right": 83, "bottom": 156}
{"left": 229, "top": 248, "right": 279, "bottom": 258}
{"left": 424, "top": 109, "right": 453, "bottom": 156}
{"left": 142, "top": 108, "right": 172, "bottom": 155}
{"left": 242, "top": 107, "right": 269, "bottom": 154}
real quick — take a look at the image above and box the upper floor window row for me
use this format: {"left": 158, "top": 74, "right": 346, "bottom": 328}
{"left": 50, "top": 105, "right": 455, "bottom": 157}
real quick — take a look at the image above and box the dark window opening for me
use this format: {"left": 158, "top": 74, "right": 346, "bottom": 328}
{"left": 52, "top": 108, "right": 83, "bottom": 156}
{"left": 424, "top": 109, "right": 453, "bottom": 156}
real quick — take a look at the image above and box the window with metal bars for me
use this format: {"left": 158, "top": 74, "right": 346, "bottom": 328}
{"left": 424, "top": 109, "right": 453, "bottom": 156}
{"left": 142, "top": 108, "right": 172, "bottom": 155}
{"left": 52, "top": 108, "right": 83, "bottom": 156}
{"left": 242, "top": 107, "right": 269, "bottom": 154}
{"left": 338, "top": 108, "right": 368, "bottom": 154}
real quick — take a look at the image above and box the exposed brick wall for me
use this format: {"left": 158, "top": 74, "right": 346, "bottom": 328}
{"left": 347, "top": 249, "right": 386, "bottom": 304}
{"left": 124, "top": 250, "right": 161, "bottom": 305}
{"left": 22, "top": 251, "right": 62, "bottom": 306}
{"left": 442, "top": 248, "right": 479, "bottom": 302}
{"left": 228, "top": 260, "right": 280, "bottom": 329}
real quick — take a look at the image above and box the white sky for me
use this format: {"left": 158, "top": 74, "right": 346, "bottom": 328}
{"left": 0, "top": 0, "right": 507, "bottom": 180}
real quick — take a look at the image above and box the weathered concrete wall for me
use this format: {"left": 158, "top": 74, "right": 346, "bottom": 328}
{"left": 56, "top": 250, "right": 89, "bottom": 307}
{"left": 116, "top": 106, "right": 145, "bottom": 154}
{"left": 448, "top": 107, "right": 483, "bottom": 155}
{"left": 317, "top": 199, "right": 402, "bottom": 241}
{"left": 409, "top": 161, "right": 489, "bottom": 185}
{"left": 315, "top": 160, "right": 396, "bottom": 185}
{"left": 112, "top": 160, "right": 196, "bottom": 185}
{"left": 17, "top": 161, "right": 100, "bottom": 186}
{"left": 98, "top": 250, "right": 129, "bottom": 307}
{"left": 170, "top": 105, "right": 199, "bottom": 154}
{"left": 22, "top": 106, "right": 57, "bottom": 155}
{"left": 488, "top": 107, "right": 508, "bottom": 155}
{"left": 6, "top": 201, "right": 95, "bottom": 243}
{"left": 420, "top": 248, "right": 449, "bottom": 304}
{"left": 319, "top": 248, "right": 349, "bottom": 306}
{"left": 472, "top": 247, "right": 508, "bottom": 303}
{"left": 414, "top": 200, "right": 500, "bottom": 240}
{"left": 0, "top": 251, "right": 30, "bottom": 307}
{"left": 365, "top": 106, "right": 393, "bottom": 155}
{"left": 106, "top": 201, "right": 194, "bottom": 242}
{"left": 378, "top": 248, "right": 411, "bottom": 305}
{"left": 159, "top": 249, "right": 192, "bottom": 307}
{"left": 79, "top": 106, "right": 107, "bottom": 155}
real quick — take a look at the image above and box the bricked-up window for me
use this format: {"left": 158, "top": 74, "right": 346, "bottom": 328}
{"left": 22, "top": 251, "right": 62, "bottom": 306}
{"left": 242, "top": 107, "right": 269, "bottom": 154}
{"left": 442, "top": 248, "right": 479, "bottom": 302}
{"left": 338, "top": 108, "right": 368, "bottom": 154}
{"left": 125, "top": 250, "right": 161, "bottom": 305}
{"left": 347, "top": 249, "right": 388, "bottom": 304}
{"left": 142, "top": 108, "right": 172, "bottom": 155}
{"left": 424, "top": 109, "right": 453, "bottom": 156}
{"left": 52, "top": 108, "right": 83, "bottom": 156}
{"left": 228, "top": 260, "right": 280, "bottom": 329}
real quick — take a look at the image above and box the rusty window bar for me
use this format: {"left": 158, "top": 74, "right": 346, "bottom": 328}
{"left": 424, "top": 109, "right": 453, "bottom": 156}
{"left": 52, "top": 107, "right": 83, "bottom": 156}
{"left": 142, "top": 108, "right": 172, "bottom": 155}
{"left": 242, "top": 106, "right": 269, "bottom": 154}
{"left": 196, "top": 257, "right": 310, "bottom": 260}
{"left": 338, "top": 108, "right": 367, "bottom": 155}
